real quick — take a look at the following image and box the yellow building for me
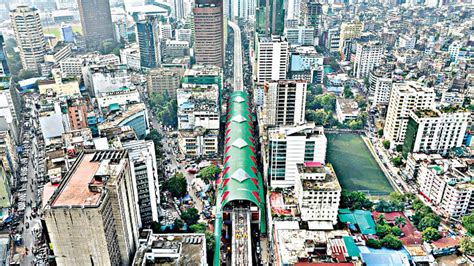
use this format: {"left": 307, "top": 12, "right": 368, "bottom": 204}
{"left": 339, "top": 21, "right": 363, "bottom": 54}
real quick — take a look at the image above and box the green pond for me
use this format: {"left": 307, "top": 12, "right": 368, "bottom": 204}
{"left": 326, "top": 133, "right": 394, "bottom": 196}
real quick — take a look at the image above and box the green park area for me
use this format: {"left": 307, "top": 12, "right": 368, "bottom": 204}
{"left": 43, "top": 25, "right": 82, "bottom": 38}
{"left": 326, "top": 133, "right": 394, "bottom": 196}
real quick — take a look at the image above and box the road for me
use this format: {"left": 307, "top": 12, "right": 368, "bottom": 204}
{"left": 140, "top": 86, "right": 204, "bottom": 214}
{"left": 228, "top": 20, "right": 244, "bottom": 92}
{"left": 20, "top": 96, "right": 44, "bottom": 266}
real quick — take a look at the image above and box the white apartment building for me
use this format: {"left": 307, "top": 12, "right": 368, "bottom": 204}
{"left": 335, "top": 98, "right": 359, "bottom": 123}
{"left": 120, "top": 46, "right": 141, "bottom": 71}
{"left": 177, "top": 83, "right": 220, "bottom": 130}
{"left": 417, "top": 158, "right": 474, "bottom": 222}
{"left": 267, "top": 124, "right": 327, "bottom": 187}
{"left": 176, "top": 28, "right": 192, "bottom": 43}
{"left": 326, "top": 28, "right": 340, "bottom": 53}
{"left": 60, "top": 57, "right": 84, "bottom": 77}
{"left": 159, "top": 23, "right": 172, "bottom": 40}
{"left": 448, "top": 41, "right": 462, "bottom": 63}
{"left": 285, "top": 26, "right": 314, "bottom": 46}
{"left": 122, "top": 140, "right": 160, "bottom": 227}
{"left": 263, "top": 80, "right": 307, "bottom": 127}
{"left": 368, "top": 68, "right": 392, "bottom": 106}
{"left": 178, "top": 129, "right": 218, "bottom": 158}
{"left": 294, "top": 162, "right": 341, "bottom": 226}
{"left": 10, "top": 6, "right": 46, "bottom": 74}
{"left": 83, "top": 64, "right": 131, "bottom": 96}
{"left": 256, "top": 35, "right": 289, "bottom": 83}
{"left": 352, "top": 41, "right": 384, "bottom": 79}
{"left": 96, "top": 87, "right": 141, "bottom": 111}
{"left": 384, "top": 81, "right": 435, "bottom": 147}
{"left": 398, "top": 35, "right": 416, "bottom": 50}
{"left": 403, "top": 107, "right": 470, "bottom": 156}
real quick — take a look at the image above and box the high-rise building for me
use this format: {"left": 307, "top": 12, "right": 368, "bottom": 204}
{"left": 60, "top": 23, "right": 75, "bottom": 43}
{"left": 338, "top": 21, "right": 363, "bottom": 54}
{"left": 294, "top": 162, "right": 341, "bottom": 225}
{"left": 325, "top": 28, "right": 340, "bottom": 53}
{"left": 44, "top": 150, "right": 140, "bottom": 265}
{"left": 78, "top": 0, "right": 114, "bottom": 48}
{"left": 384, "top": 82, "right": 435, "bottom": 147}
{"left": 193, "top": 0, "right": 224, "bottom": 67}
{"left": 285, "top": 26, "right": 314, "bottom": 46}
{"left": 263, "top": 80, "right": 307, "bottom": 127}
{"left": 417, "top": 158, "right": 474, "bottom": 222}
{"left": 10, "top": 6, "right": 46, "bottom": 74}
{"left": 256, "top": 35, "right": 289, "bottom": 83}
{"left": 147, "top": 67, "right": 184, "bottom": 97}
{"left": 267, "top": 124, "right": 327, "bottom": 187}
{"left": 353, "top": 41, "right": 384, "bottom": 79}
{"left": 255, "top": 0, "right": 285, "bottom": 35}
{"left": 299, "top": 0, "right": 322, "bottom": 37}
{"left": 403, "top": 107, "right": 470, "bottom": 157}
{"left": 137, "top": 16, "right": 161, "bottom": 69}
{"left": 122, "top": 140, "right": 160, "bottom": 227}
{"left": 368, "top": 65, "right": 393, "bottom": 107}
{"left": 0, "top": 34, "right": 10, "bottom": 77}
{"left": 174, "top": 0, "right": 185, "bottom": 19}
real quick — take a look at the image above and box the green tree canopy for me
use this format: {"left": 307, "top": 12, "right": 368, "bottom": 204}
{"left": 163, "top": 173, "right": 187, "bottom": 198}
{"left": 460, "top": 237, "right": 474, "bottom": 256}
{"left": 422, "top": 227, "right": 441, "bottom": 242}
{"left": 340, "top": 191, "right": 373, "bottom": 210}
{"left": 366, "top": 238, "right": 382, "bottom": 249}
{"left": 391, "top": 226, "right": 402, "bottom": 236}
{"left": 343, "top": 85, "right": 354, "bottom": 99}
{"left": 417, "top": 215, "right": 441, "bottom": 231}
{"left": 181, "top": 207, "right": 200, "bottom": 226}
{"left": 462, "top": 212, "right": 474, "bottom": 234}
{"left": 381, "top": 234, "right": 403, "bottom": 250}
{"left": 383, "top": 140, "right": 390, "bottom": 149}
{"left": 198, "top": 165, "right": 221, "bottom": 182}
{"left": 376, "top": 224, "right": 392, "bottom": 238}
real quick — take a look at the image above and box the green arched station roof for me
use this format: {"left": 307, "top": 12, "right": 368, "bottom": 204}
{"left": 216, "top": 91, "right": 264, "bottom": 211}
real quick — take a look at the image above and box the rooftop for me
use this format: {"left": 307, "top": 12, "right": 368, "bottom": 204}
{"left": 133, "top": 230, "right": 207, "bottom": 266}
{"left": 269, "top": 123, "right": 326, "bottom": 140}
{"left": 297, "top": 163, "right": 341, "bottom": 191}
{"left": 337, "top": 98, "right": 359, "bottom": 114}
{"left": 48, "top": 150, "right": 127, "bottom": 208}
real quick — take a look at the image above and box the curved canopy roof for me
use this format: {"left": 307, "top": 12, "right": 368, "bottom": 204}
{"left": 216, "top": 91, "right": 264, "bottom": 211}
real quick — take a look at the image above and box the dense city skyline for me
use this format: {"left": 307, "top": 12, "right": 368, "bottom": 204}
{"left": 0, "top": 0, "right": 472, "bottom": 265}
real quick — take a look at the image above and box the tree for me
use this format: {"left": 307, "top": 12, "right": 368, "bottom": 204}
{"left": 314, "top": 85, "right": 323, "bottom": 95}
{"left": 181, "top": 207, "right": 200, "bottom": 225}
{"left": 366, "top": 238, "right": 382, "bottom": 249}
{"left": 163, "top": 173, "right": 187, "bottom": 198}
{"left": 173, "top": 219, "right": 185, "bottom": 231}
{"left": 355, "top": 95, "right": 367, "bottom": 109}
{"left": 381, "top": 234, "right": 403, "bottom": 250}
{"left": 149, "top": 92, "right": 178, "bottom": 128}
{"left": 377, "top": 214, "right": 386, "bottom": 225}
{"left": 417, "top": 214, "right": 441, "bottom": 231}
{"left": 391, "top": 156, "right": 403, "bottom": 167}
{"left": 190, "top": 222, "right": 207, "bottom": 233}
{"left": 462, "top": 212, "right": 474, "bottom": 234}
{"left": 391, "top": 226, "right": 402, "bottom": 236}
{"left": 145, "top": 129, "right": 163, "bottom": 159}
{"left": 395, "top": 145, "right": 403, "bottom": 153}
{"left": 383, "top": 140, "right": 390, "bottom": 149}
{"left": 198, "top": 165, "right": 221, "bottom": 182}
{"left": 422, "top": 227, "right": 441, "bottom": 242}
{"left": 340, "top": 191, "right": 373, "bottom": 210}
{"left": 460, "top": 237, "right": 474, "bottom": 256}
{"left": 343, "top": 85, "right": 354, "bottom": 99}
{"left": 394, "top": 216, "right": 406, "bottom": 228}
{"left": 376, "top": 224, "right": 392, "bottom": 238}
{"left": 377, "top": 129, "right": 384, "bottom": 138}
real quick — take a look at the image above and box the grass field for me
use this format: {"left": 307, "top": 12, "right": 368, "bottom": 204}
{"left": 326, "top": 133, "right": 394, "bottom": 195}
{"left": 43, "top": 25, "right": 82, "bottom": 39}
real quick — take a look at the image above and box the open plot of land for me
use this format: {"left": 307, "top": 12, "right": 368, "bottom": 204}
{"left": 326, "top": 133, "right": 394, "bottom": 195}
